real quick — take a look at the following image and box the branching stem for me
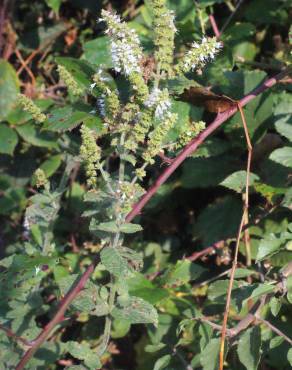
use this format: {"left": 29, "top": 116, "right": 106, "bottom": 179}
{"left": 15, "top": 68, "right": 290, "bottom": 370}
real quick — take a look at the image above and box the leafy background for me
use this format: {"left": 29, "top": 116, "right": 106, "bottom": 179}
{"left": 0, "top": 0, "right": 291, "bottom": 369}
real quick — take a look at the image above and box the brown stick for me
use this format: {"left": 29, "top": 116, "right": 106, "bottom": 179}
{"left": 126, "top": 69, "right": 289, "bottom": 222}
{"left": 218, "top": 102, "right": 253, "bottom": 370}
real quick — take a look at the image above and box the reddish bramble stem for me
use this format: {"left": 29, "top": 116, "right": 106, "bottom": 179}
{"left": 15, "top": 68, "right": 290, "bottom": 370}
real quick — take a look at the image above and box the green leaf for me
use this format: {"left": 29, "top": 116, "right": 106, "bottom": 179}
{"left": 270, "top": 147, "right": 292, "bottom": 168}
{"left": 93, "top": 221, "right": 119, "bottom": 233}
{"left": 82, "top": 37, "right": 113, "bottom": 68}
{"left": 181, "top": 156, "right": 237, "bottom": 188}
{"left": 162, "top": 260, "right": 206, "bottom": 286}
{"left": 275, "top": 116, "right": 292, "bottom": 141}
{"left": 111, "top": 318, "right": 131, "bottom": 339}
{"left": 100, "top": 247, "right": 128, "bottom": 277}
{"left": 237, "top": 327, "right": 261, "bottom": 370}
{"left": 270, "top": 336, "right": 284, "bottom": 349}
{"left": 220, "top": 171, "right": 259, "bottom": 193}
{"left": 127, "top": 273, "right": 169, "bottom": 304}
{"left": 193, "top": 196, "right": 242, "bottom": 245}
{"left": 192, "top": 137, "right": 231, "bottom": 158}
{"left": 153, "top": 354, "right": 171, "bottom": 370}
{"left": 164, "top": 76, "right": 200, "bottom": 95}
{"left": 15, "top": 123, "right": 58, "bottom": 148}
{"left": 45, "top": 0, "right": 61, "bottom": 13}
{"left": 0, "top": 125, "right": 18, "bottom": 155}
{"left": 233, "top": 41, "right": 257, "bottom": 61}
{"left": 224, "top": 22, "right": 256, "bottom": 41}
{"left": 46, "top": 105, "right": 103, "bottom": 132}
{"left": 269, "top": 296, "right": 282, "bottom": 316}
{"left": 39, "top": 154, "right": 62, "bottom": 178}
{"left": 20, "top": 24, "right": 66, "bottom": 51}
{"left": 120, "top": 223, "right": 143, "bottom": 234}
{"left": 0, "top": 60, "right": 20, "bottom": 120}
{"left": 66, "top": 341, "right": 102, "bottom": 370}
{"left": 256, "top": 233, "right": 285, "bottom": 261}
{"left": 200, "top": 338, "right": 221, "bottom": 370}
{"left": 208, "top": 280, "right": 240, "bottom": 301}
{"left": 288, "top": 347, "right": 292, "bottom": 366}
{"left": 112, "top": 296, "right": 158, "bottom": 326}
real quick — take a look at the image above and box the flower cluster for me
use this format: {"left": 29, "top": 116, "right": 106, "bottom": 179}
{"left": 176, "top": 37, "right": 222, "bottom": 73}
{"left": 100, "top": 10, "right": 143, "bottom": 76}
{"left": 92, "top": 71, "right": 120, "bottom": 120}
{"left": 18, "top": 94, "right": 46, "bottom": 123}
{"left": 143, "top": 112, "right": 177, "bottom": 164}
{"left": 80, "top": 125, "right": 101, "bottom": 188}
{"left": 117, "top": 181, "right": 145, "bottom": 214}
{"left": 57, "top": 65, "right": 84, "bottom": 96}
{"left": 151, "top": 0, "right": 176, "bottom": 74}
{"left": 175, "top": 120, "right": 206, "bottom": 149}
{"left": 145, "top": 88, "right": 171, "bottom": 120}
{"left": 125, "top": 109, "right": 153, "bottom": 151}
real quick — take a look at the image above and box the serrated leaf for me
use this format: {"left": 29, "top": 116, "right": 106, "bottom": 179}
{"left": 256, "top": 234, "right": 285, "bottom": 261}
{"left": 100, "top": 247, "right": 128, "bottom": 277}
{"left": 0, "top": 60, "right": 20, "bottom": 120}
{"left": 120, "top": 223, "right": 143, "bottom": 234}
{"left": 46, "top": 105, "right": 103, "bottom": 132}
{"left": 164, "top": 76, "right": 201, "bottom": 94}
{"left": 163, "top": 260, "right": 206, "bottom": 286}
{"left": 200, "top": 338, "right": 221, "bottom": 370}
{"left": 153, "top": 354, "right": 171, "bottom": 370}
{"left": 237, "top": 327, "right": 261, "bottom": 370}
{"left": 127, "top": 273, "right": 169, "bottom": 304}
{"left": 269, "top": 147, "right": 292, "bottom": 168}
{"left": 220, "top": 171, "right": 259, "bottom": 193}
{"left": 112, "top": 296, "right": 158, "bottom": 326}
{"left": 66, "top": 341, "right": 102, "bottom": 369}
{"left": 15, "top": 123, "right": 58, "bottom": 148}
{"left": 82, "top": 36, "right": 113, "bottom": 68}
{"left": 94, "top": 221, "right": 119, "bottom": 233}
{"left": 0, "top": 124, "right": 18, "bottom": 155}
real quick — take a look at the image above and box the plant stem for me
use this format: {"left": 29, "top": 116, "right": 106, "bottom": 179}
{"left": 126, "top": 69, "right": 290, "bottom": 222}
{"left": 15, "top": 68, "right": 290, "bottom": 370}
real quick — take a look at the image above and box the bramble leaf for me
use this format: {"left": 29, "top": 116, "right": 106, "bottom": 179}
{"left": 237, "top": 327, "right": 261, "bottom": 370}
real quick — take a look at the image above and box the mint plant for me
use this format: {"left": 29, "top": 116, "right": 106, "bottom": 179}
{"left": 0, "top": 1, "right": 291, "bottom": 369}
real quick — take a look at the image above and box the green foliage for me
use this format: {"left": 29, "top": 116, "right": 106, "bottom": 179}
{"left": 237, "top": 327, "right": 262, "bottom": 370}
{"left": 0, "top": 0, "right": 291, "bottom": 369}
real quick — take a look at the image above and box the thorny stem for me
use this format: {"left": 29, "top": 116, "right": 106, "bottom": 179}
{"left": 15, "top": 68, "right": 291, "bottom": 370}
{"left": 209, "top": 14, "right": 220, "bottom": 38}
{"left": 126, "top": 68, "right": 289, "bottom": 222}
